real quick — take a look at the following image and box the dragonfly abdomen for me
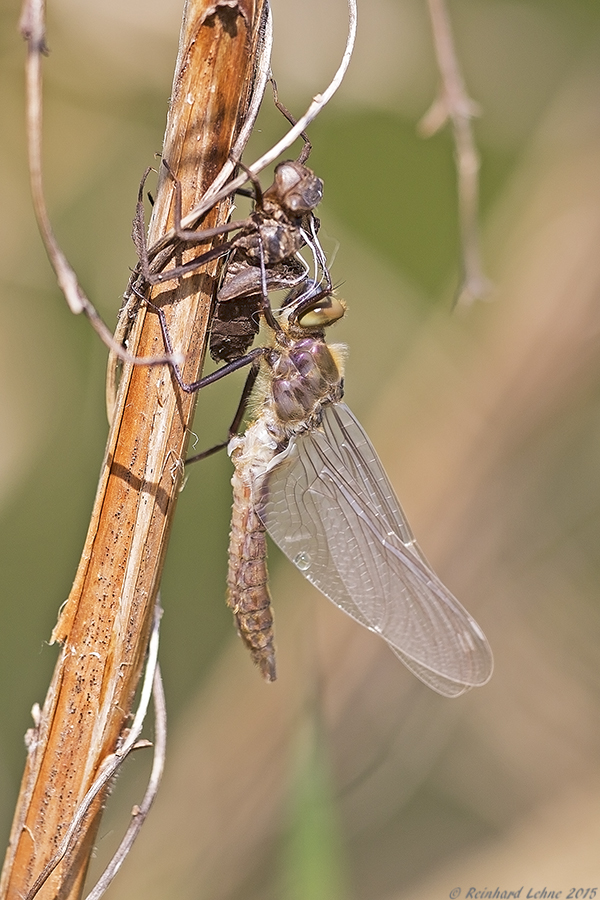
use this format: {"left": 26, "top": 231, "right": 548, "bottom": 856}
{"left": 227, "top": 462, "right": 276, "bottom": 682}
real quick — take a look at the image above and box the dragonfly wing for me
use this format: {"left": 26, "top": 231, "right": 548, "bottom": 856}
{"left": 257, "top": 403, "right": 493, "bottom": 697}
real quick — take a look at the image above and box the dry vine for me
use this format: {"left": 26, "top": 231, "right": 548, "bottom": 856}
{"left": 19, "top": 0, "right": 180, "bottom": 368}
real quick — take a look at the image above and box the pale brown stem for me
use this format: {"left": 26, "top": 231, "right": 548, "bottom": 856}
{"left": 420, "top": 0, "right": 491, "bottom": 306}
{"left": 21, "top": 601, "right": 164, "bottom": 900}
{"left": 0, "top": 2, "right": 266, "bottom": 899}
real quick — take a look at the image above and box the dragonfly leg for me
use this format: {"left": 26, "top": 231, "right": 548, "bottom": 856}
{"left": 148, "top": 298, "right": 267, "bottom": 395}
{"left": 131, "top": 162, "right": 253, "bottom": 287}
{"left": 233, "top": 157, "right": 264, "bottom": 211}
{"left": 185, "top": 362, "right": 260, "bottom": 465}
{"left": 161, "top": 160, "right": 254, "bottom": 244}
{"left": 255, "top": 230, "right": 284, "bottom": 336}
{"left": 270, "top": 76, "right": 312, "bottom": 164}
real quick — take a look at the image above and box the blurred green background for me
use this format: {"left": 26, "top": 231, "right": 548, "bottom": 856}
{"left": 2, "top": 0, "right": 600, "bottom": 897}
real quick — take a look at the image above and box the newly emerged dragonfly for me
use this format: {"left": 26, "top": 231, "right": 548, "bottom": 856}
{"left": 156, "top": 276, "right": 494, "bottom": 697}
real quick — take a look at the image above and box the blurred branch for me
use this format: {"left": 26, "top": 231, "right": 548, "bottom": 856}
{"left": 419, "top": 0, "right": 491, "bottom": 307}
{"left": 1, "top": 2, "right": 267, "bottom": 899}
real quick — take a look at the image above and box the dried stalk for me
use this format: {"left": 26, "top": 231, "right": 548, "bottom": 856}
{"left": 22, "top": 601, "right": 164, "bottom": 900}
{"left": 0, "top": 1, "right": 267, "bottom": 899}
{"left": 420, "top": 0, "right": 491, "bottom": 306}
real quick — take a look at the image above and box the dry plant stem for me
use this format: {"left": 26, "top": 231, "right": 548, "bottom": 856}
{"left": 0, "top": 2, "right": 266, "bottom": 899}
{"left": 420, "top": 0, "right": 491, "bottom": 306}
{"left": 22, "top": 600, "right": 165, "bottom": 900}
{"left": 18, "top": 0, "right": 180, "bottom": 369}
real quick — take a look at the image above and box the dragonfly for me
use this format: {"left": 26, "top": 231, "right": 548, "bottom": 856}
{"left": 155, "top": 271, "right": 494, "bottom": 697}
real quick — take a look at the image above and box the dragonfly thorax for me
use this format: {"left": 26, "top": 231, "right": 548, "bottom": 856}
{"left": 268, "top": 336, "right": 344, "bottom": 428}
{"left": 236, "top": 220, "right": 303, "bottom": 266}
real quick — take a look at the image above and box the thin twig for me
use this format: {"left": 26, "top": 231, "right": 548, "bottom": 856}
{"left": 147, "top": 0, "right": 357, "bottom": 257}
{"left": 19, "top": 0, "right": 182, "bottom": 368}
{"left": 419, "top": 0, "right": 491, "bottom": 307}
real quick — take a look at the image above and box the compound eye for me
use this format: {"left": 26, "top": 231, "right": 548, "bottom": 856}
{"left": 297, "top": 294, "right": 346, "bottom": 328}
{"left": 274, "top": 162, "right": 300, "bottom": 189}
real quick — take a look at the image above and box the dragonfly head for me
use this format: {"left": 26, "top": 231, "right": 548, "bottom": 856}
{"left": 277, "top": 280, "right": 346, "bottom": 337}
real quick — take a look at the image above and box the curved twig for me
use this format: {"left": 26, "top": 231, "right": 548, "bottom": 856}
{"left": 83, "top": 662, "right": 167, "bottom": 900}
{"left": 19, "top": 0, "right": 182, "bottom": 368}
{"left": 148, "top": 0, "right": 358, "bottom": 257}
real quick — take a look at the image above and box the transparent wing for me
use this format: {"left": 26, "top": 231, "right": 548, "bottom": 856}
{"left": 256, "top": 403, "right": 493, "bottom": 697}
